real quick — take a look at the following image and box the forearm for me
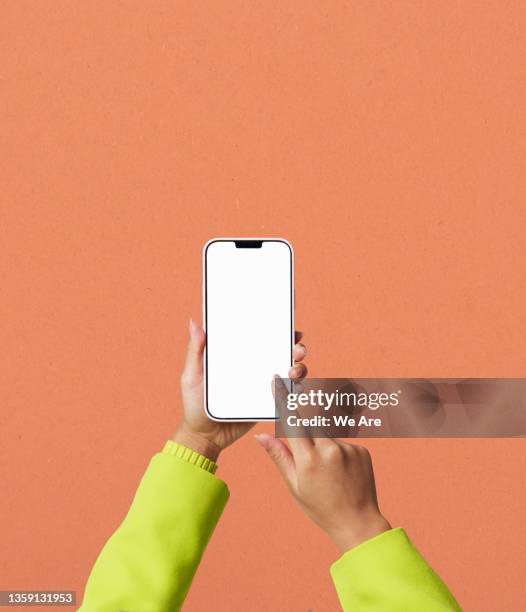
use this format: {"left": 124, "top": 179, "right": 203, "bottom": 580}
{"left": 80, "top": 441, "right": 229, "bottom": 612}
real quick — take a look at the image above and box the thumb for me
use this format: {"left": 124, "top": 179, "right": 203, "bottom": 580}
{"left": 181, "top": 318, "right": 205, "bottom": 387}
{"left": 255, "top": 433, "right": 296, "bottom": 487}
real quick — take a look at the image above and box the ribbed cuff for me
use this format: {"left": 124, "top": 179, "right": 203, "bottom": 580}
{"left": 162, "top": 440, "right": 218, "bottom": 474}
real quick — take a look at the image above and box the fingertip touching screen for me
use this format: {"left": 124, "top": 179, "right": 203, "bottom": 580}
{"left": 204, "top": 239, "right": 293, "bottom": 420}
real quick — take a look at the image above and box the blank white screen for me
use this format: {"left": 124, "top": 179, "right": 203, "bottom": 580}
{"left": 205, "top": 239, "right": 293, "bottom": 420}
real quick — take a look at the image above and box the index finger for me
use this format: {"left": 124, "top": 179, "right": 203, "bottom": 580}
{"left": 273, "top": 375, "right": 314, "bottom": 456}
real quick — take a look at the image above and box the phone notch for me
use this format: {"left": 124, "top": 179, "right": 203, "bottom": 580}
{"left": 234, "top": 240, "right": 263, "bottom": 248}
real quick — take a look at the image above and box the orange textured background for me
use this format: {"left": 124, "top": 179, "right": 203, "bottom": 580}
{"left": 1, "top": 2, "right": 525, "bottom": 611}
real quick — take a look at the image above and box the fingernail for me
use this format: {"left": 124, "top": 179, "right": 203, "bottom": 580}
{"left": 290, "top": 366, "right": 302, "bottom": 378}
{"left": 297, "top": 343, "right": 307, "bottom": 356}
{"left": 254, "top": 433, "right": 272, "bottom": 449}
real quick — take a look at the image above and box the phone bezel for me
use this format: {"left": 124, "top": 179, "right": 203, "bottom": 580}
{"left": 203, "top": 237, "right": 294, "bottom": 422}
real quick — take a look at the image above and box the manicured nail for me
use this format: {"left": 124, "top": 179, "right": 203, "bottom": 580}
{"left": 296, "top": 343, "right": 307, "bottom": 356}
{"left": 189, "top": 318, "right": 199, "bottom": 337}
{"left": 254, "top": 433, "right": 272, "bottom": 449}
{"left": 290, "top": 366, "right": 303, "bottom": 378}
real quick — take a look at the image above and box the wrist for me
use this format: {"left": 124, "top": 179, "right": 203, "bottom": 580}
{"left": 329, "top": 513, "right": 392, "bottom": 553}
{"left": 172, "top": 424, "right": 222, "bottom": 462}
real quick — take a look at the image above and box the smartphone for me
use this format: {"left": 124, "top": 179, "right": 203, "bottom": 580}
{"left": 204, "top": 238, "right": 294, "bottom": 421}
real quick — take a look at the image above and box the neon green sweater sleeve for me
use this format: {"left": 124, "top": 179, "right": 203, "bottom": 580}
{"left": 80, "top": 442, "right": 229, "bottom": 612}
{"left": 330, "top": 528, "right": 461, "bottom": 611}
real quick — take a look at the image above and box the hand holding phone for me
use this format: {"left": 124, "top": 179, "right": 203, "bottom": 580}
{"left": 173, "top": 320, "right": 308, "bottom": 461}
